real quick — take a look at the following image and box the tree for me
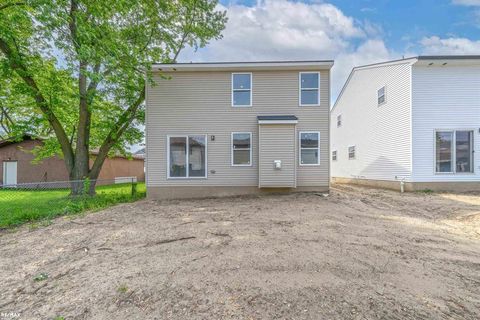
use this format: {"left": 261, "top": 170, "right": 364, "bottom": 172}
{"left": 0, "top": 0, "right": 226, "bottom": 194}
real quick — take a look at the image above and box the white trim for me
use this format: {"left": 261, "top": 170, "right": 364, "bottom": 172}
{"left": 434, "top": 129, "right": 475, "bottom": 175}
{"left": 299, "top": 72, "right": 321, "bottom": 107}
{"left": 348, "top": 145, "right": 356, "bottom": 160}
{"left": 166, "top": 134, "right": 208, "bottom": 179}
{"left": 258, "top": 120, "right": 298, "bottom": 125}
{"left": 231, "top": 73, "right": 252, "bottom": 107}
{"left": 152, "top": 61, "right": 334, "bottom": 72}
{"left": 231, "top": 132, "right": 253, "bottom": 167}
{"left": 299, "top": 131, "right": 321, "bottom": 166}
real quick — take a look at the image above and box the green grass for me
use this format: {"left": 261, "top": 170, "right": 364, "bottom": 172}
{"left": 0, "top": 183, "right": 145, "bottom": 228}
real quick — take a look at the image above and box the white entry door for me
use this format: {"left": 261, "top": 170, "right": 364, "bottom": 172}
{"left": 3, "top": 161, "right": 17, "bottom": 186}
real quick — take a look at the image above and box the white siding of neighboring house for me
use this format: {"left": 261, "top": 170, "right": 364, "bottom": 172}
{"left": 331, "top": 61, "right": 414, "bottom": 182}
{"left": 411, "top": 65, "right": 480, "bottom": 182}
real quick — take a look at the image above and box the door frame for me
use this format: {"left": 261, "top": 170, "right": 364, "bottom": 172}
{"left": 3, "top": 160, "right": 18, "bottom": 186}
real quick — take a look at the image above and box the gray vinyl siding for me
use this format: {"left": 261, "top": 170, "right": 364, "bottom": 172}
{"left": 146, "top": 70, "right": 330, "bottom": 187}
{"left": 258, "top": 124, "right": 296, "bottom": 187}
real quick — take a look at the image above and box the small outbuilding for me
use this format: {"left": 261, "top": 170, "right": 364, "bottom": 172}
{"left": 0, "top": 136, "right": 145, "bottom": 186}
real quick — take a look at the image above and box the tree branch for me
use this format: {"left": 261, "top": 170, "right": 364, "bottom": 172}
{"left": 0, "top": 37, "right": 75, "bottom": 171}
{"left": 0, "top": 2, "right": 25, "bottom": 11}
{"left": 89, "top": 86, "right": 145, "bottom": 179}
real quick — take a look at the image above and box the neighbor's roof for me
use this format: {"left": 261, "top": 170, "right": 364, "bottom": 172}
{"left": 152, "top": 60, "right": 334, "bottom": 72}
{"left": 332, "top": 55, "right": 480, "bottom": 112}
{"left": 0, "top": 136, "right": 144, "bottom": 160}
{"left": 0, "top": 134, "right": 36, "bottom": 148}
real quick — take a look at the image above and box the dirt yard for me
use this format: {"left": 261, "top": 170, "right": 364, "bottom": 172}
{"left": 1, "top": 185, "right": 479, "bottom": 320}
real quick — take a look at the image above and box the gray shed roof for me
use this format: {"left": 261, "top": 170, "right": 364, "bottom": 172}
{"left": 257, "top": 115, "right": 298, "bottom": 121}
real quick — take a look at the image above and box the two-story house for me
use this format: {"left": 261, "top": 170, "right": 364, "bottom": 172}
{"left": 331, "top": 56, "right": 480, "bottom": 191}
{"left": 146, "top": 61, "right": 333, "bottom": 199}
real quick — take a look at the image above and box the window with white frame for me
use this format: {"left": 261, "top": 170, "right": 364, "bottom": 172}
{"left": 300, "top": 132, "right": 320, "bottom": 165}
{"left": 232, "top": 73, "right": 252, "bottom": 106}
{"left": 337, "top": 115, "right": 342, "bottom": 127}
{"left": 378, "top": 86, "right": 386, "bottom": 105}
{"left": 232, "top": 132, "right": 252, "bottom": 166}
{"left": 168, "top": 135, "right": 207, "bottom": 178}
{"left": 299, "top": 72, "right": 320, "bottom": 106}
{"left": 348, "top": 146, "right": 356, "bottom": 160}
{"left": 332, "top": 150, "right": 337, "bottom": 161}
{"left": 435, "top": 130, "right": 474, "bottom": 174}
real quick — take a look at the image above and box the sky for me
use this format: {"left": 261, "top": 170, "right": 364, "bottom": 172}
{"left": 179, "top": 0, "right": 480, "bottom": 100}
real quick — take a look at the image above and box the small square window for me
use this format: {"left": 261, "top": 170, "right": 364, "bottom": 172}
{"left": 348, "top": 146, "right": 356, "bottom": 160}
{"left": 378, "top": 86, "right": 386, "bottom": 106}
{"left": 337, "top": 115, "right": 342, "bottom": 127}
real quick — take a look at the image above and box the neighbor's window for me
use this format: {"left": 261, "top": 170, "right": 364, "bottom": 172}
{"left": 168, "top": 135, "right": 206, "bottom": 178}
{"left": 232, "top": 73, "right": 252, "bottom": 106}
{"left": 300, "top": 132, "right": 320, "bottom": 165}
{"left": 300, "top": 72, "right": 320, "bottom": 106}
{"left": 332, "top": 150, "right": 337, "bottom": 161}
{"left": 337, "top": 115, "right": 342, "bottom": 127}
{"left": 232, "top": 132, "right": 252, "bottom": 166}
{"left": 378, "top": 86, "right": 386, "bottom": 105}
{"left": 435, "top": 130, "right": 473, "bottom": 174}
{"left": 348, "top": 146, "right": 356, "bottom": 160}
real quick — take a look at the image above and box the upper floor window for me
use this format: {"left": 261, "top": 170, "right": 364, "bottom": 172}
{"left": 337, "top": 115, "right": 342, "bottom": 127}
{"left": 232, "top": 132, "right": 252, "bottom": 166}
{"left": 299, "top": 72, "right": 320, "bottom": 106}
{"left": 232, "top": 73, "right": 252, "bottom": 107}
{"left": 378, "top": 86, "right": 386, "bottom": 106}
{"left": 348, "top": 146, "right": 356, "bottom": 160}
{"left": 299, "top": 131, "right": 320, "bottom": 165}
{"left": 332, "top": 150, "right": 337, "bottom": 161}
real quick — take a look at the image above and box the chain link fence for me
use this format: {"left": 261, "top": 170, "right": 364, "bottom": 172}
{"left": 0, "top": 177, "right": 145, "bottom": 228}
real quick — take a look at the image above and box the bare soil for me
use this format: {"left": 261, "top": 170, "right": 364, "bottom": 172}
{"left": 1, "top": 185, "right": 480, "bottom": 320}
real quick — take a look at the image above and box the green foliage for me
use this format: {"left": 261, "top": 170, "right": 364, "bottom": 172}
{"left": 33, "top": 272, "right": 49, "bottom": 281}
{"left": 0, "top": 183, "right": 146, "bottom": 228}
{"left": 0, "top": 0, "right": 226, "bottom": 170}
{"left": 118, "top": 284, "right": 128, "bottom": 293}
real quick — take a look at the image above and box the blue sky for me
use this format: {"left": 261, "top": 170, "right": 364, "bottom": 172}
{"left": 181, "top": 0, "right": 480, "bottom": 98}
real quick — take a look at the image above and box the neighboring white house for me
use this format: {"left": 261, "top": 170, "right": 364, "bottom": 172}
{"left": 331, "top": 56, "right": 480, "bottom": 191}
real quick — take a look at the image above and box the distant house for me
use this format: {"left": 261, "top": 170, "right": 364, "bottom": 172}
{"left": 0, "top": 136, "right": 145, "bottom": 186}
{"left": 331, "top": 56, "right": 480, "bottom": 191}
{"left": 145, "top": 60, "right": 333, "bottom": 199}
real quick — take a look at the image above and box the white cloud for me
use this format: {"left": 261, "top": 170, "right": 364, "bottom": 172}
{"left": 180, "top": 0, "right": 395, "bottom": 100}
{"left": 452, "top": 0, "right": 480, "bottom": 6}
{"left": 420, "top": 36, "right": 480, "bottom": 54}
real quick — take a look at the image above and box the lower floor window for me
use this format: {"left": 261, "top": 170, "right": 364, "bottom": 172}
{"left": 232, "top": 132, "right": 252, "bottom": 166}
{"left": 435, "top": 130, "right": 473, "bottom": 173}
{"left": 168, "top": 135, "right": 206, "bottom": 178}
{"left": 300, "top": 132, "right": 320, "bottom": 165}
